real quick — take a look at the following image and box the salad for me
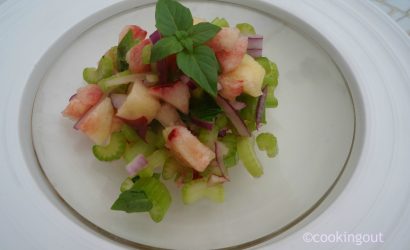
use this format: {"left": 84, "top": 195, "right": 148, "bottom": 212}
{"left": 62, "top": 0, "right": 279, "bottom": 223}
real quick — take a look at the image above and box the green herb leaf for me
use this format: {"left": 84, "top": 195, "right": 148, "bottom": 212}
{"left": 151, "top": 36, "right": 183, "bottom": 62}
{"left": 111, "top": 190, "right": 153, "bottom": 213}
{"left": 155, "top": 0, "right": 193, "bottom": 37}
{"left": 189, "top": 22, "right": 221, "bottom": 46}
{"left": 117, "top": 30, "right": 140, "bottom": 71}
{"left": 177, "top": 45, "right": 219, "bottom": 97}
{"left": 180, "top": 37, "right": 193, "bottom": 53}
{"left": 190, "top": 93, "right": 221, "bottom": 121}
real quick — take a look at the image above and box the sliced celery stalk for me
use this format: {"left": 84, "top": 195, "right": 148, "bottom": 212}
{"left": 92, "top": 132, "right": 126, "bottom": 161}
{"left": 198, "top": 126, "right": 218, "bottom": 149}
{"left": 236, "top": 23, "right": 256, "bottom": 35}
{"left": 121, "top": 124, "right": 141, "bottom": 143}
{"left": 123, "top": 141, "right": 156, "bottom": 163}
{"left": 237, "top": 137, "right": 263, "bottom": 177}
{"left": 139, "top": 149, "right": 170, "bottom": 178}
{"left": 256, "top": 132, "right": 278, "bottom": 158}
{"left": 131, "top": 177, "right": 172, "bottom": 222}
{"left": 266, "top": 85, "right": 278, "bottom": 108}
{"left": 162, "top": 157, "right": 180, "bottom": 180}
{"left": 142, "top": 44, "right": 152, "bottom": 65}
{"left": 98, "top": 70, "right": 145, "bottom": 93}
{"left": 211, "top": 17, "right": 230, "bottom": 27}
{"left": 120, "top": 177, "right": 134, "bottom": 192}
{"left": 182, "top": 178, "right": 224, "bottom": 204}
{"left": 220, "top": 134, "right": 238, "bottom": 168}
{"left": 83, "top": 56, "right": 114, "bottom": 84}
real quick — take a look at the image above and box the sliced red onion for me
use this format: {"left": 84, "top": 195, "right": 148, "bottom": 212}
{"left": 247, "top": 35, "right": 263, "bottom": 49}
{"left": 110, "top": 94, "right": 127, "bottom": 109}
{"left": 218, "top": 128, "right": 228, "bottom": 138}
{"left": 126, "top": 154, "right": 148, "bottom": 176}
{"left": 191, "top": 117, "right": 214, "bottom": 131}
{"left": 69, "top": 94, "right": 77, "bottom": 101}
{"left": 207, "top": 174, "right": 228, "bottom": 187}
{"left": 216, "top": 95, "right": 251, "bottom": 137}
{"left": 247, "top": 49, "right": 263, "bottom": 58}
{"left": 229, "top": 100, "right": 247, "bottom": 111}
{"left": 157, "top": 59, "right": 168, "bottom": 84}
{"left": 120, "top": 116, "right": 148, "bottom": 140}
{"left": 214, "top": 141, "right": 230, "bottom": 180}
{"left": 180, "top": 75, "right": 197, "bottom": 90}
{"left": 149, "top": 30, "right": 161, "bottom": 44}
{"left": 256, "top": 86, "right": 268, "bottom": 129}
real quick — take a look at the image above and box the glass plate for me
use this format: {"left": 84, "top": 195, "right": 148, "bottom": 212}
{"left": 31, "top": 1, "right": 354, "bottom": 249}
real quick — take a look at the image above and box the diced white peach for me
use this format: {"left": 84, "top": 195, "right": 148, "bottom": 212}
{"left": 116, "top": 80, "right": 161, "bottom": 122}
{"left": 126, "top": 39, "right": 152, "bottom": 73}
{"left": 208, "top": 27, "right": 240, "bottom": 52}
{"left": 110, "top": 116, "right": 124, "bottom": 133}
{"left": 218, "top": 75, "right": 244, "bottom": 101}
{"left": 62, "top": 84, "right": 103, "bottom": 120}
{"left": 155, "top": 103, "right": 183, "bottom": 127}
{"left": 220, "top": 54, "right": 265, "bottom": 97}
{"left": 149, "top": 81, "right": 190, "bottom": 114}
{"left": 75, "top": 97, "right": 114, "bottom": 145}
{"left": 118, "top": 25, "right": 147, "bottom": 42}
{"left": 216, "top": 36, "right": 248, "bottom": 73}
{"left": 163, "top": 126, "right": 215, "bottom": 172}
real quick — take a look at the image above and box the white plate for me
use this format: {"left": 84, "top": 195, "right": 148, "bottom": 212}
{"left": 1, "top": 0, "right": 410, "bottom": 250}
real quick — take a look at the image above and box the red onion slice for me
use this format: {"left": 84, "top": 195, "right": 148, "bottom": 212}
{"left": 126, "top": 154, "right": 148, "bottom": 176}
{"left": 216, "top": 95, "right": 251, "bottom": 137}
{"left": 149, "top": 30, "right": 161, "bottom": 44}
{"left": 256, "top": 86, "right": 268, "bottom": 129}
{"left": 110, "top": 94, "right": 127, "bottom": 109}
{"left": 247, "top": 35, "right": 263, "bottom": 49}
{"left": 180, "top": 75, "right": 197, "bottom": 90}
{"left": 247, "top": 49, "right": 263, "bottom": 58}
{"left": 157, "top": 59, "right": 168, "bottom": 84}
{"left": 191, "top": 117, "right": 214, "bottom": 131}
{"left": 229, "top": 100, "right": 247, "bottom": 111}
{"left": 120, "top": 116, "right": 148, "bottom": 140}
{"left": 215, "top": 141, "right": 230, "bottom": 180}
{"left": 69, "top": 94, "right": 77, "bottom": 101}
{"left": 218, "top": 128, "right": 228, "bottom": 138}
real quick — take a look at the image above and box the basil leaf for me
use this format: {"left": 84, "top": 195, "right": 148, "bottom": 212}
{"left": 151, "top": 36, "right": 183, "bottom": 62}
{"left": 180, "top": 38, "right": 193, "bottom": 53}
{"left": 190, "top": 93, "right": 221, "bottom": 121}
{"left": 189, "top": 23, "right": 221, "bottom": 46}
{"left": 177, "top": 45, "right": 219, "bottom": 97}
{"left": 117, "top": 30, "right": 140, "bottom": 71}
{"left": 111, "top": 190, "right": 153, "bottom": 213}
{"left": 155, "top": 0, "right": 193, "bottom": 37}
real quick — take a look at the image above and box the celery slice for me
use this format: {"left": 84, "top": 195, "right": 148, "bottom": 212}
{"left": 237, "top": 137, "right": 263, "bottom": 177}
{"left": 182, "top": 178, "right": 224, "bottom": 204}
{"left": 83, "top": 56, "right": 114, "bottom": 84}
{"left": 139, "top": 149, "right": 170, "bottom": 178}
{"left": 123, "top": 142, "right": 156, "bottom": 163}
{"left": 198, "top": 126, "right": 218, "bottom": 149}
{"left": 92, "top": 132, "right": 126, "bottom": 161}
{"left": 121, "top": 124, "right": 141, "bottom": 143}
{"left": 256, "top": 132, "right": 278, "bottom": 158}
{"left": 205, "top": 184, "right": 224, "bottom": 203}
{"left": 211, "top": 17, "right": 230, "bottom": 27}
{"left": 142, "top": 44, "right": 152, "bottom": 65}
{"left": 120, "top": 177, "right": 134, "bottom": 192}
{"left": 236, "top": 23, "right": 256, "bottom": 35}
{"left": 266, "top": 85, "right": 278, "bottom": 108}
{"left": 220, "top": 134, "right": 238, "bottom": 168}
{"left": 98, "top": 70, "right": 145, "bottom": 93}
{"left": 131, "top": 177, "right": 172, "bottom": 222}
{"left": 162, "top": 157, "right": 180, "bottom": 180}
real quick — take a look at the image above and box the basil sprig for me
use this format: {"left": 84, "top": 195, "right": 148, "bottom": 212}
{"left": 151, "top": 0, "right": 221, "bottom": 97}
